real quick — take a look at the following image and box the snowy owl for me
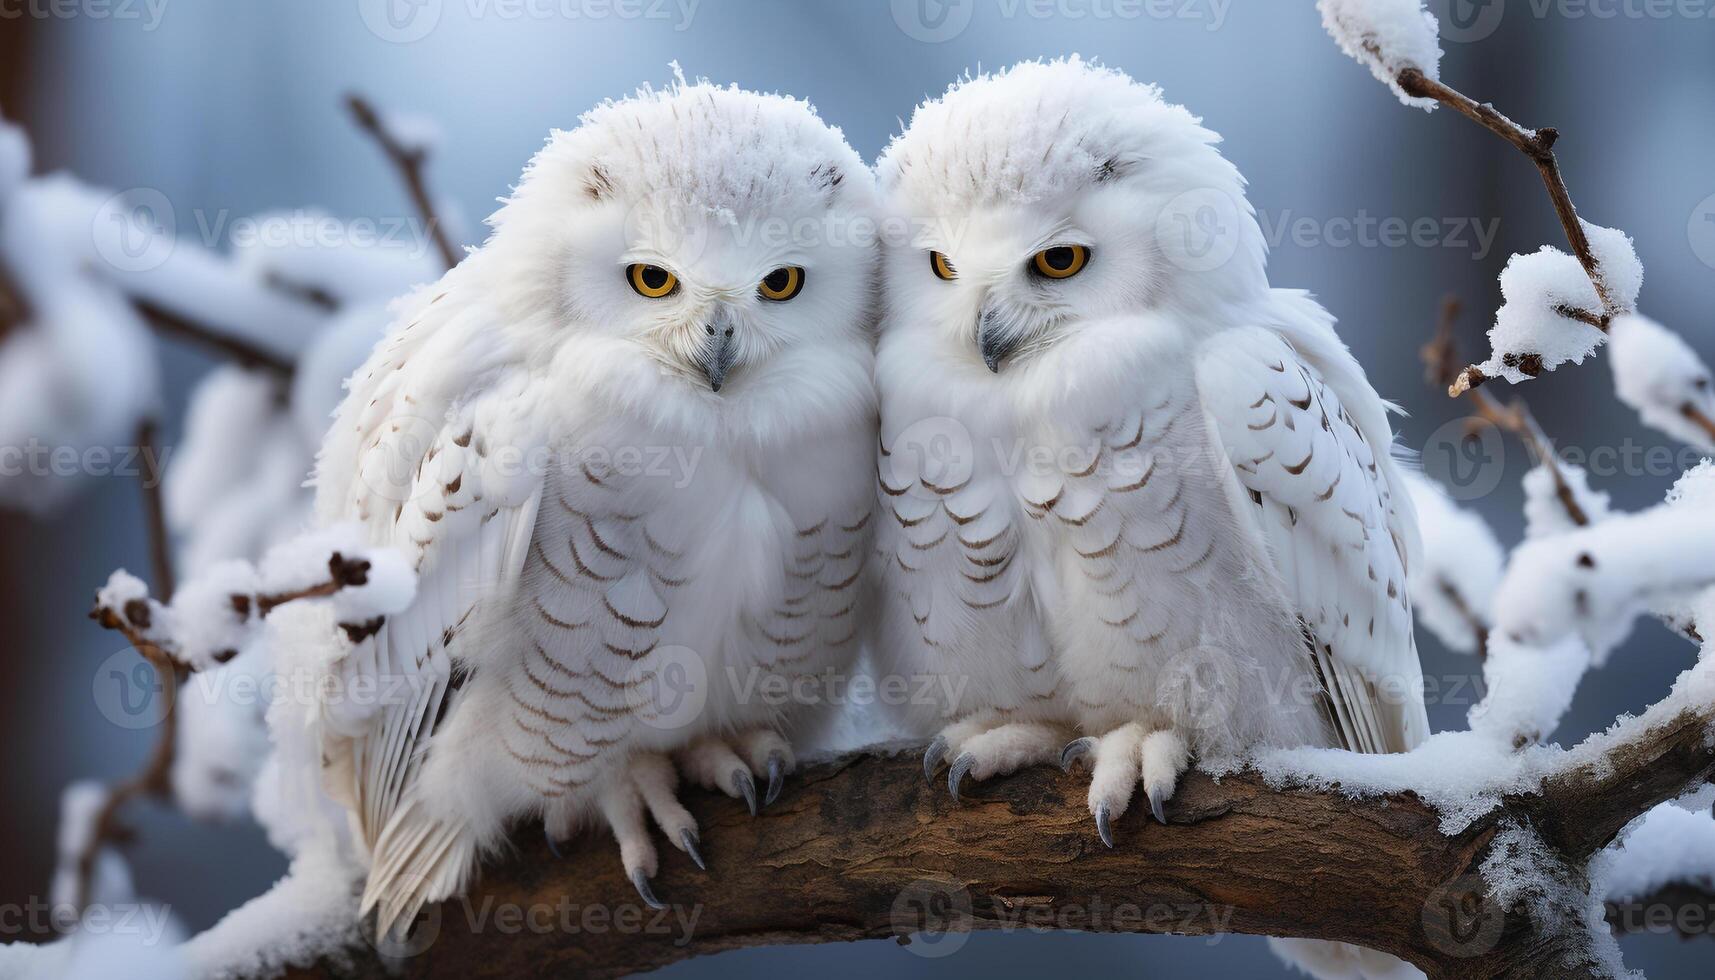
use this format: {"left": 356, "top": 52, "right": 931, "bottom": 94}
{"left": 310, "top": 76, "right": 878, "bottom": 936}
{"left": 873, "top": 59, "right": 1429, "bottom": 833}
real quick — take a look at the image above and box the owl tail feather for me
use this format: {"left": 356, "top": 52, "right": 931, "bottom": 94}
{"left": 1269, "top": 938, "right": 1426, "bottom": 980}
{"left": 360, "top": 795, "right": 477, "bottom": 943}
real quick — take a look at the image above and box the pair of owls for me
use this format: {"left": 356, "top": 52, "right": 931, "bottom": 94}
{"left": 312, "top": 58, "right": 1427, "bottom": 936}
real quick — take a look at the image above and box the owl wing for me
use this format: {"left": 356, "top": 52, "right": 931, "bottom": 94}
{"left": 1195, "top": 325, "right": 1428, "bottom": 754}
{"left": 313, "top": 281, "right": 544, "bottom": 935}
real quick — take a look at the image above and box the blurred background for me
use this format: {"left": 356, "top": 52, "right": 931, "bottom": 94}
{"left": 0, "top": 1, "right": 1710, "bottom": 976}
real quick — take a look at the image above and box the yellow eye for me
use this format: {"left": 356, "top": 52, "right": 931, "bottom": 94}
{"left": 1031, "top": 245, "right": 1089, "bottom": 280}
{"left": 929, "top": 251, "right": 957, "bottom": 281}
{"left": 628, "top": 263, "right": 678, "bottom": 298}
{"left": 758, "top": 266, "right": 805, "bottom": 302}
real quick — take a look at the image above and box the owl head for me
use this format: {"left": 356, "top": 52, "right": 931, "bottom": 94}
{"left": 875, "top": 57, "right": 1268, "bottom": 377}
{"left": 478, "top": 71, "right": 877, "bottom": 427}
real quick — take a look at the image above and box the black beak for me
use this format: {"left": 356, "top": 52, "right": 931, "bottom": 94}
{"left": 977, "top": 306, "right": 1018, "bottom": 374}
{"left": 699, "top": 311, "right": 737, "bottom": 392}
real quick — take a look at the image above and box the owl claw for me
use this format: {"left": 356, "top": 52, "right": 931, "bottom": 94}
{"left": 923, "top": 736, "right": 949, "bottom": 783}
{"left": 947, "top": 752, "right": 976, "bottom": 802}
{"left": 732, "top": 768, "right": 758, "bottom": 816}
{"left": 765, "top": 752, "right": 786, "bottom": 807}
{"left": 1095, "top": 802, "right": 1115, "bottom": 848}
{"left": 1059, "top": 737, "right": 1095, "bottom": 773}
{"left": 680, "top": 829, "right": 706, "bottom": 871}
{"left": 1150, "top": 795, "right": 1168, "bottom": 826}
{"left": 630, "top": 868, "right": 667, "bottom": 910}
{"left": 545, "top": 827, "right": 564, "bottom": 859}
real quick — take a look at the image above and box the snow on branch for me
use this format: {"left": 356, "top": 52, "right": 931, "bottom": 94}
{"left": 1609, "top": 313, "right": 1715, "bottom": 453}
{"left": 91, "top": 525, "right": 416, "bottom": 674}
{"left": 1317, "top": 0, "right": 1443, "bottom": 109}
{"left": 1401, "top": 468, "right": 1503, "bottom": 658}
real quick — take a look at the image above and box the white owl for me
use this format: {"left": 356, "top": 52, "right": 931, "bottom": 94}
{"left": 872, "top": 58, "right": 1428, "bottom": 836}
{"left": 309, "top": 76, "right": 879, "bottom": 937}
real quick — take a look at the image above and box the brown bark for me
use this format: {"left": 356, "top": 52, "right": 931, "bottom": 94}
{"left": 273, "top": 700, "right": 1712, "bottom": 980}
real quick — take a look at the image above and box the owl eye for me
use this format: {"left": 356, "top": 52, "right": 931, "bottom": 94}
{"left": 628, "top": 263, "right": 678, "bottom": 298}
{"left": 929, "top": 251, "right": 957, "bottom": 281}
{"left": 758, "top": 266, "right": 805, "bottom": 302}
{"left": 1031, "top": 245, "right": 1090, "bottom": 280}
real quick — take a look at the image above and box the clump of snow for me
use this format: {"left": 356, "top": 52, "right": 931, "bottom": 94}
{"left": 1401, "top": 471, "right": 1504, "bottom": 654}
{"left": 1591, "top": 801, "right": 1715, "bottom": 901}
{"left": 1494, "top": 498, "right": 1715, "bottom": 659}
{"left": 1582, "top": 220, "right": 1643, "bottom": 313}
{"left": 1477, "top": 246, "right": 1609, "bottom": 384}
{"left": 49, "top": 782, "right": 133, "bottom": 911}
{"left": 255, "top": 522, "right": 416, "bottom": 621}
{"left": 1480, "top": 822, "right": 1627, "bottom": 979}
{"left": 5, "top": 917, "right": 187, "bottom": 980}
{"left": 1666, "top": 459, "right": 1715, "bottom": 509}
{"left": 1468, "top": 635, "right": 1588, "bottom": 746}
{"left": 1318, "top": 0, "right": 1444, "bottom": 110}
{"left": 230, "top": 209, "right": 440, "bottom": 310}
{"left": 1609, "top": 314, "right": 1715, "bottom": 451}
{"left": 179, "top": 845, "right": 362, "bottom": 980}
{"left": 1522, "top": 459, "right": 1611, "bottom": 540}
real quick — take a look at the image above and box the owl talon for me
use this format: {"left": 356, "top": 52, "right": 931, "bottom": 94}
{"left": 732, "top": 768, "right": 758, "bottom": 816}
{"left": 1095, "top": 802, "right": 1115, "bottom": 848}
{"left": 1150, "top": 795, "right": 1168, "bottom": 825}
{"left": 630, "top": 868, "right": 666, "bottom": 910}
{"left": 923, "top": 736, "right": 949, "bottom": 782}
{"left": 680, "top": 829, "right": 706, "bottom": 871}
{"left": 764, "top": 752, "right": 786, "bottom": 807}
{"left": 545, "top": 827, "right": 564, "bottom": 859}
{"left": 1060, "top": 737, "right": 1095, "bottom": 773}
{"left": 947, "top": 752, "right": 975, "bottom": 802}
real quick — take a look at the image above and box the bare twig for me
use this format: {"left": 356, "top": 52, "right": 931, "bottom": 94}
{"left": 1438, "top": 577, "right": 1491, "bottom": 661}
{"left": 135, "top": 297, "right": 296, "bottom": 377}
{"left": 1396, "top": 69, "right": 1618, "bottom": 397}
{"left": 345, "top": 94, "right": 459, "bottom": 272}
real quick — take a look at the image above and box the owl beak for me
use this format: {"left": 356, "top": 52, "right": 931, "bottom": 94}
{"left": 698, "top": 309, "right": 738, "bottom": 392}
{"left": 977, "top": 304, "right": 1017, "bottom": 374}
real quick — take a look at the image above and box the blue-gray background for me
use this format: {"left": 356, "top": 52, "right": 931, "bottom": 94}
{"left": 1, "top": 1, "right": 1711, "bottom": 976}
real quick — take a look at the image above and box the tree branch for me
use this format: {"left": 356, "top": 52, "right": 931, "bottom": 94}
{"left": 345, "top": 94, "right": 459, "bottom": 272}
{"left": 134, "top": 297, "right": 297, "bottom": 378}
{"left": 1395, "top": 69, "right": 1617, "bottom": 397}
{"left": 275, "top": 691, "right": 1713, "bottom": 980}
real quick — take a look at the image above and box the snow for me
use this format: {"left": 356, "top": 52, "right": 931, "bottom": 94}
{"left": 1592, "top": 801, "right": 1715, "bottom": 901}
{"left": 4, "top": 920, "right": 187, "bottom": 980}
{"left": 178, "top": 845, "right": 363, "bottom": 980}
{"left": 1522, "top": 459, "right": 1611, "bottom": 540}
{"left": 1494, "top": 492, "right": 1715, "bottom": 658}
{"left": 1583, "top": 220, "right": 1643, "bottom": 313}
{"left": 1477, "top": 246, "right": 1609, "bottom": 384}
{"left": 230, "top": 208, "right": 440, "bottom": 309}
{"left": 254, "top": 522, "right": 416, "bottom": 621}
{"left": 1317, "top": 0, "right": 1444, "bottom": 110}
{"left": 1467, "top": 635, "right": 1588, "bottom": 746}
{"left": 49, "top": 782, "right": 134, "bottom": 912}
{"left": 1401, "top": 471, "right": 1504, "bottom": 654}
{"left": 1608, "top": 313, "right": 1715, "bottom": 451}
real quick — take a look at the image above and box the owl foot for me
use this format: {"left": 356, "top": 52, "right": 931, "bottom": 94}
{"left": 1064, "top": 725, "right": 1190, "bottom": 844}
{"left": 923, "top": 717, "right": 1073, "bottom": 801}
{"left": 677, "top": 729, "right": 796, "bottom": 815}
{"left": 595, "top": 751, "right": 704, "bottom": 910}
